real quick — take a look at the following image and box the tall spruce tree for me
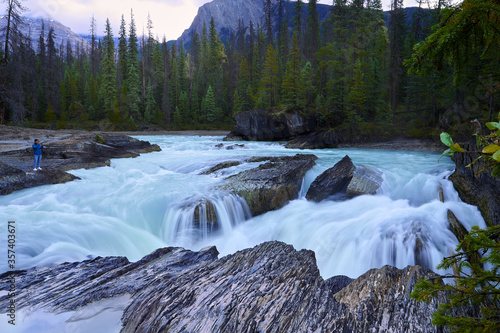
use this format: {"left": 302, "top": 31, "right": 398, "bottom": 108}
{"left": 127, "top": 9, "right": 141, "bottom": 120}
{"left": 100, "top": 18, "right": 117, "bottom": 116}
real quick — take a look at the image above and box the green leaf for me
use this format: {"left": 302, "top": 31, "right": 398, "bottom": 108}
{"left": 438, "top": 149, "right": 453, "bottom": 162}
{"left": 492, "top": 150, "right": 500, "bottom": 162}
{"left": 440, "top": 132, "right": 453, "bottom": 147}
{"left": 482, "top": 145, "right": 500, "bottom": 154}
{"left": 449, "top": 143, "right": 465, "bottom": 153}
{"left": 486, "top": 122, "right": 500, "bottom": 131}
{"left": 492, "top": 164, "right": 500, "bottom": 178}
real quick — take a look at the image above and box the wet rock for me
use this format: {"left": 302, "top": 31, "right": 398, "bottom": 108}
{"left": 218, "top": 154, "right": 318, "bottom": 216}
{"left": 346, "top": 165, "right": 384, "bottom": 197}
{"left": 450, "top": 143, "right": 500, "bottom": 226}
{"left": 447, "top": 209, "right": 468, "bottom": 242}
{"left": 224, "top": 109, "right": 316, "bottom": 141}
{"left": 285, "top": 130, "right": 342, "bottom": 149}
{"left": 0, "top": 129, "right": 161, "bottom": 195}
{"left": 200, "top": 161, "right": 242, "bottom": 175}
{"left": 306, "top": 155, "right": 355, "bottom": 202}
{"left": 193, "top": 199, "right": 218, "bottom": 226}
{"left": 0, "top": 241, "right": 472, "bottom": 332}
{"left": 0, "top": 161, "right": 79, "bottom": 195}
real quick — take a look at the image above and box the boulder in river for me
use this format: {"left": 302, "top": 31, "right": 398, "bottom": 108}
{"left": 346, "top": 165, "right": 384, "bottom": 197}
{"left": 224, "top": 109, "right": 316, "bottom": 141}
{"left": 0, "top": 241, "right": 473, "bottom": 332}
{"left": 218, "top": 154, "right": 318, "bottom": 216}
{"left": 306, "top": 155, "right": 355, "bottom": 202}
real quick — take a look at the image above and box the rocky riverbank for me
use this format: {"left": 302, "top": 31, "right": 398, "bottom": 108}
{"left": 0, "top": 241, "right": 468, "bottom": 332}
{"left": 0, "top": 125, "right": 161, "bottom": 195}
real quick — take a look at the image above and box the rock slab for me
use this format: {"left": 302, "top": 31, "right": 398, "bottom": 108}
{"left": 0, "top": 130, "right": 161, "bottom": 195}
{"left": 217, "top": 154, "right": 318, "bottom": 216}
{"left": 450, "top": 143, "right": 500, "bottom": 227}
{"left": 306, "top": 155, "right": 356, "bottom": 202}
{"left": 224, "top": 109, "right": 316, "bottom": 141}
{"left": 0, "top": 241, "right": 465, "bottom": 332}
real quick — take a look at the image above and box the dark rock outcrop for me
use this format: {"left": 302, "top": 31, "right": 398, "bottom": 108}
{"left": 0, "top": 241, "right": 469, "bottom": 332}
{"left": 306, "top": 155, "right": 355, "bottom": 202}
{"left": 346, "top": 165, "right": 384, "bottom": 197}
{"left": 0, "top": 161, "right": 79, "bottom": 195}
{"left": 286, "top": 130, "right": 443, "bottom": 152}
{"left": 217, "top": 154, "right": 318, "bottom": 216}
{"left": 285, "top": 130, "right": 343, "bottom": 149}
{"left": 449, "top": 143, "right": 500, "bottom": 226}
{"left": 0, "top": 131, "right": 161, "bottom": 195}
{"left": 224, "top": 109, "right": 316, "bottom": 141}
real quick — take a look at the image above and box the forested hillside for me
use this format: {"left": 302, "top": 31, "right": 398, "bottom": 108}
{"left": 0, "top": 0, "right": 498, "bottom": 135}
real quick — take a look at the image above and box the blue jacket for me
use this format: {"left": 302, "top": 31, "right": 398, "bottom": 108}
{"left": 32, "top": 144, "right": 44, "bottom": 155}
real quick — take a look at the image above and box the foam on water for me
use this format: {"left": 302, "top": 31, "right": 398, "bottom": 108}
{"left": 0, "top": 135, "right": 486, "bottom": 280}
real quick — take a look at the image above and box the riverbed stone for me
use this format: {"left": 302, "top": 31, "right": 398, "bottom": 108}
{"left": 0, "top": 128, "right": 161, "bottom": 195}
{"left": 346, "top": 165, "right": 384, "bottom": 197}
{"left": 0, "top": 241, "right": 474, "bottom": 332}
{"left": 306, "top": 155, "right": 355, "bottom": 202}
{"left": 218, "top": 154, "right": 318, "bottom": 216}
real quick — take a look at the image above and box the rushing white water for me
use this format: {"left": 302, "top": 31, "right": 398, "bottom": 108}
{"left": 0, "top": 135, "right": 486, "bottom": 279}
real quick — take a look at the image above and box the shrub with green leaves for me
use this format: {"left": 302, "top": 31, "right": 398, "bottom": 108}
{"left": 412, "top": 113, "right": 500, "bottom": 332}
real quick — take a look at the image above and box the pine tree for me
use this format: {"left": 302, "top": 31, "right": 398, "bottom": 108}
{"left": 100, "top": 18, "right": 117, "bottom": 116}
{"left": 305, "top": 0, "right": 319, "bottom": 65}
{"left": 264, "top": 0, "right": 273, "bottom": 46}
{"left": 236, "top": 58, "right": 253, "bottom": 112}
{"left": 257, "top": 44, "right": 280, "bottom": 108}
{"left": 127, "top": 9, "right": 141, "bottom": 120}
{"left": 145, "top": 80, "right": 155, "bottom": 123}
{"left": 282, "top": 34, "right": 303, "bottom": 109}
{"left": 1, "top": 0, "right": 25, "bottom": 62}
{"left": 117, "top": 15, "right": 128, "bottom": 107}
{"left": 204, "top": 85, "right": 220, "bottom": 123}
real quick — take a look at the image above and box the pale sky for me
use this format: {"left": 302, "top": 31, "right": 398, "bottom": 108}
{"left": 21, "top": 0, "right": 213, "bottom": 41}
{"left": 19, "top": 0, "right": 421, "bottom": 41}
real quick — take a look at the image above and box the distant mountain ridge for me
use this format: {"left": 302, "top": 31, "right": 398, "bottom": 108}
{"left": 0, "top": 16, "right": 87, "bottom": 50}
{"left": 178, "top": 0, "right": 426, "bottom": 47}
{"left": 178, "top": 0, "right": 332, "bottom": 46}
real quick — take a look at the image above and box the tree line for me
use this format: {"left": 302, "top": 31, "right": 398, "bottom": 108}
{"left": 0, "top": 0, "right": 498, "bottom": 134}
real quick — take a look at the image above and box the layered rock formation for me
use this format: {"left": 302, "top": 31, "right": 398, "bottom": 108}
{"left": 306, "top": 155, "right": 355, "bottom": 202}
{"left": 215, "top": 154, "right": 318, "bottom": 216}
{"left": 449, "top": 143, "right": 500, "bottom": 227}
{"left": 0, "top": 127, "right": 161, "bottom": 195}
{"left": 224, "top": 109, "right": 316, "bottom": 141}
{"left": 306, "top": 155, "right": 383, "bottom": 202}
{"left": 0, "top": 241, "right": 461, "bottom": 332}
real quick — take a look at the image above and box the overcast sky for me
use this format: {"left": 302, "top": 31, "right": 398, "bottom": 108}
{"left": 19, "top": 0, "right": 420, "bottom": 41}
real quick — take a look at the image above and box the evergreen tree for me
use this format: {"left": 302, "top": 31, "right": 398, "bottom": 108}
{"left": 204, "top": 85, "right": 220, "bottom": 123}
{"left": 117, "top": 14, "right": 128, "bottom": 107}
{"left": 1, "top": 0, "right": 25, "bottom": 62}
{"left": 126, "top": 9, "right": 141, "bottom": 120}
{"left": 257, "top": 44, "right": 280, "bottom": 108}
{"left": 388, "top": 0, "right": 407, "bottom": 113}
{"left": 305, "top": 0, "right": 319, "bottom": 65}
{"left": 282, "top": 34, "right": 303, "bottom": 109}
{"left": 264, "top": 0, "right": 273, "bottom": 46}
{"left": 100, "top": 18, "right": 117, "bottom": 116}
{"left": 236, "top": 58, "right": 253, "bottom": 112}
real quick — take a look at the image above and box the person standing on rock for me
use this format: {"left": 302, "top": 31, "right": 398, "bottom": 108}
{"left": 32, "top": 139, "right": 44, "bottom": 171}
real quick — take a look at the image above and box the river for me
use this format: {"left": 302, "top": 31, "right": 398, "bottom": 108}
{"left": 0, "top": 135, "right": 486, "bottom": 278}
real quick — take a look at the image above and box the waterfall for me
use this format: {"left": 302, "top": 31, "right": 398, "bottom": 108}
{"left": 161, "top": 193, "right": 251, "bottom": 247}
{"left": 0, "top": 135, "right": 487, "bottom": 279}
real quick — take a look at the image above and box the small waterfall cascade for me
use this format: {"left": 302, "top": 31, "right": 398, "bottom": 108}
{"left": 161, "top": 193, "right": 251, "bottom": 247}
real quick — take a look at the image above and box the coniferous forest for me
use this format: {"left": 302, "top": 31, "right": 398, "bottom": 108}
{"left": 0, "top": 0, "right": 498, "bottom": 136}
